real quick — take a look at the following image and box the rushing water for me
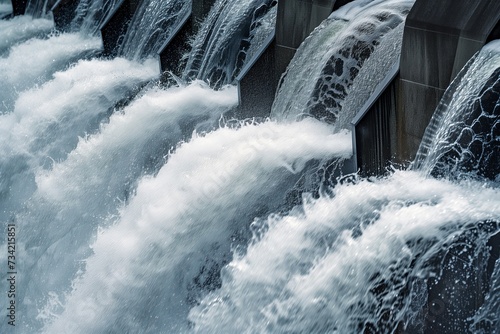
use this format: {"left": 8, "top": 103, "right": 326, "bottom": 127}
{"left": 0, "top": 58, "right": 158, "bottom": 220}
{"left": 16, "top": 82, "right": 238, "bottom": 331}
{"left": 25, "top": 0, "right": 52, "bottom": 18}
{"left": 118, "top": 0, "right": 191, "bottom": 60}
{"left": 42, "top": 119, "right": 352, "bottom": 333}
{"left": 0, "top": 33, "right": 102, "bottom": 112}
{"left": 189, "top": 171, "right": 500, "bottom": 333}
{"left": 414, "top": 41, "right": 500, "bottom": 183}
{"left": 183, "top": 0, "right": 277, "bottom": 87}
{"left": 188, "top": 41, "right": 500, "bottom": 333}
{"left": 0, "top": 15, "right": 53, "bottom": 54}
{"left": 271, "top": 0, "right": 413, "bottom": 124}
{"left": 1, "top": 0, "right": 499, "bottom": 333}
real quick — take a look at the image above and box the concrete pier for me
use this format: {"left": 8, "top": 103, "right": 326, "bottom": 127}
{"left": 51, "top": 0, "right": 78, "bottom": 31}
{"left": 352, "top": 0, "right": 500, "bottom": 176}
{"left": 351, "top": 64, "right": 399, "bottom": 176}
{"left": 397, "top": 0, "right": 500, "bottom": 164}
{"left": 100, "top": 0, "right": 141, "bottom": 57}
{"left": 158, "top": 0, "right": 216, "bottom": 76}
{"left": 11, "top": 0, "right": 27, "bottom": 16}
{"left": 235, "top": 32, "right": 279, "bottom": 118}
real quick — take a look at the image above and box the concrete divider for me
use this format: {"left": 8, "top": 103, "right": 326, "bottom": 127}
{"left": 235, "top": 32, "right": 278, "bottom": 119}
{"left": 353, "top": 0, "right": 500, "bottom": 174}
{"left": 158, "top": 0, "right": 216, "bottom": 76}
{"left": 51, "top": 0, "right": 78, "bottom": 31}
{"left": 397, "top": 0, "right": 500, "bottom": 164}
{"left": 351, "top": 64, "right": 399, "bottom": 176}
{"left": 100, "top": 0, "right": 141, "bottom": 57}
{"left": 11, "top": 0, "right": 27, "bottom": 16}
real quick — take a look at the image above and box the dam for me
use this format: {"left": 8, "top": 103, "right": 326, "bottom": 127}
{"left": 0, "top": 0, "right": 499, "bottom": 333}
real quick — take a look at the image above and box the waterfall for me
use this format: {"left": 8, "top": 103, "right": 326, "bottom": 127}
{"left": 183, "top": 0, "right": 277, "bottom": 86}
{"left": 414, "top": 40, "right": 500, "bottom": 182}
{"left": 271, "top": 0, "right": 413, "bottom": 124}
{"left": 72, "top": 0, "right": 121, "bottom": 34}
{"left": 25, "top": 0, "right": 51, "bottom": 18}
{"left": 118, "top": 0, "right": 191, "bottom": 60}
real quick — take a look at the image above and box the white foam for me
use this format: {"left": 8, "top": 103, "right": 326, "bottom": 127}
{"left": 43, "top": 119, "right": 352, "bottom": 333}
{"left": 0, "top": 2, "right": 12, "bottom": 15}
{"left": 0, "top": 15, "right": 53, "bottom": 53}
{"left": 12, "top": 82, "right": 236, "bottom": 332}
{"left": 0, "top": 57, "right": 157, "bottom": 225}
{"left": 0, "top": 33, "right": 102, "bottom": 112}
{"left": 190, "top": 171, "right": 500, "bottom": 333}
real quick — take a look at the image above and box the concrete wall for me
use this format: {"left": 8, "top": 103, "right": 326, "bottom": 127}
{"left": 158, "top": 12, "right": 193, "bottom": 77}
{"left": 396, "top": 0, "right": 500, "bottom": 164}
{"left": 235, "top": 33, "right": 280, "bottom": 119}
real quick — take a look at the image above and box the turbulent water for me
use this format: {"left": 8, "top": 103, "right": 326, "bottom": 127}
{"left": 42, "top": 119, "right": 352, "bottom": 333}
{"left": 189, "top": 171, "right": 500, "bottom": 333}
{"left": 0, "top": 33, "right": 102, "bottom": 112}
{"left": 0, "top": 58, "right": 158, "bottom": 221}
{"left": 16, "top": 82, "right": 238, "bottom": 331}
{"left": 188, "top": 41, "right": 500, "bottom": 334}
{"left": 1, "top": 0, "right": 499, "bottom": 333}
{"left": 0, "top": 15, "right": 53, "bottom": 54}
{"left": 271, "top": 0, "right": 413, "bottom": 124}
